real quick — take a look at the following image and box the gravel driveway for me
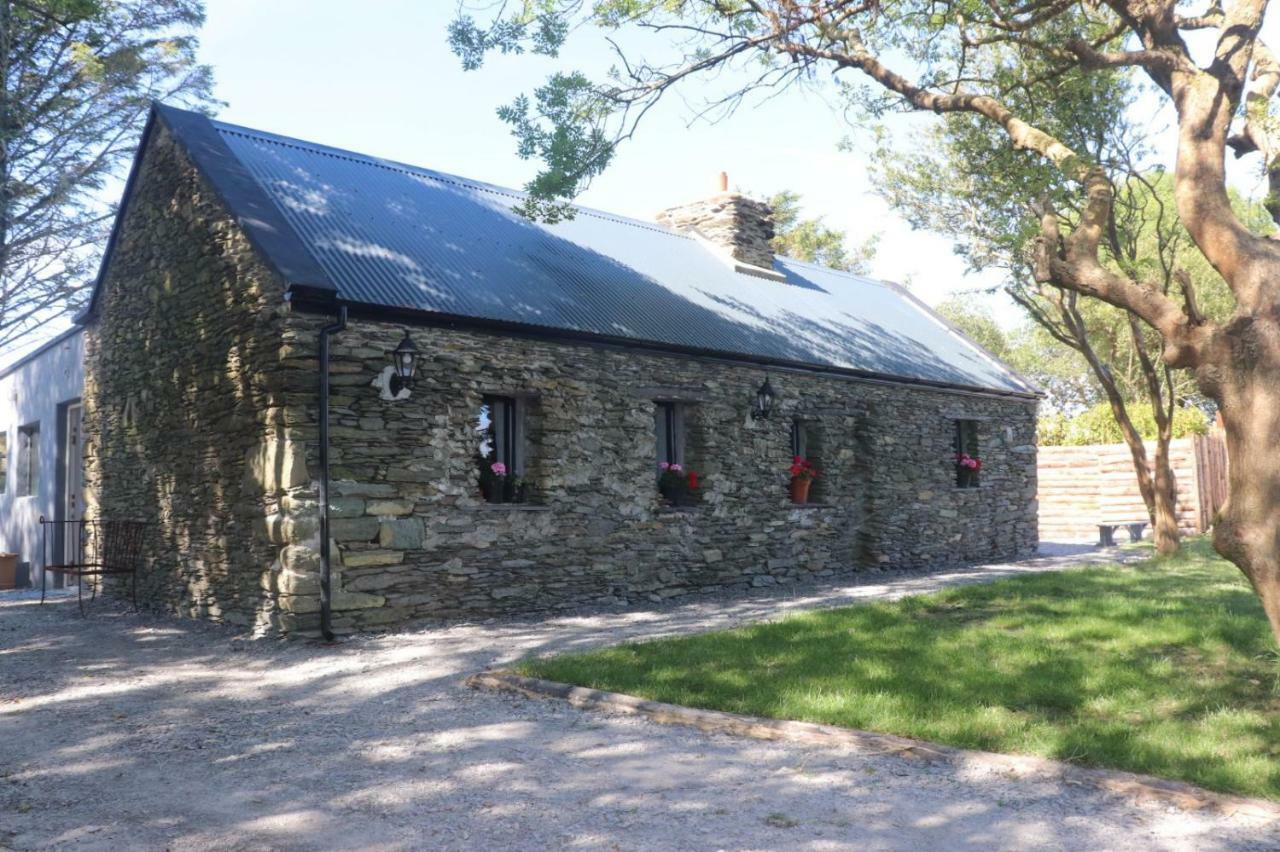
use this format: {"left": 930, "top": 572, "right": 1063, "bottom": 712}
{"left": 2, "top": 547, "right": 1277, "bottom": 851}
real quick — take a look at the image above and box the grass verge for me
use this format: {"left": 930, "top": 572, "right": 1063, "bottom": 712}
{"left": 519, "top": 539, "right": 1280, "bottom": 799}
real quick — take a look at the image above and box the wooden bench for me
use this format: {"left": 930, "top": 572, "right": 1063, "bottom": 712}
{"left": 40, "top": 517, "right": 148, "bottom": 615}
{"left": 1098, "top": 521, "right": 1148, "bottom": 547}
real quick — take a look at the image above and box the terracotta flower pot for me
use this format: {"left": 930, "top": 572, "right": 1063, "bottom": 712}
{"left": 790, "top": 476, "right": 812, "bottom": 504}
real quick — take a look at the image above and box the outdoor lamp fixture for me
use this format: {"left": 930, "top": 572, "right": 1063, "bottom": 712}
{"left": 751, "top": 376, "right": 776, "bottom": 420}
{"left": 388, "top": 329, "right": 419, "bottom": 395}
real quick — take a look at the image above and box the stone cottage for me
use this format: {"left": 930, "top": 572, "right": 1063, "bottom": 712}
{"left": 79, "top": 104, "right": 1039, "bottom": 636}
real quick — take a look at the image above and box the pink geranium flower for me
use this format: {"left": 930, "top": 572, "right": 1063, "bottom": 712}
{"left": 491, "top": 462, "right": 507, "bottom": 476}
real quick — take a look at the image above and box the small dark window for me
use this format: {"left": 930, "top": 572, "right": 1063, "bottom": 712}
{"left": 953, "top": 419, "right": 980, "bottom": 487}
{"left": 655, "top": 401, "right": 684, "bottom": 469}
{"left": 791, "top": 419, "right": 825, "bottom": 500}
{"left": 655, "top": 401, "right": 701, "bottom": 503}
{"left": 477, "top": 396, "right": 527, "bottom": 503}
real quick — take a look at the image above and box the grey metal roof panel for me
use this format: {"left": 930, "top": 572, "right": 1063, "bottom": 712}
{"left": 156, "top": 106, "right": 335, "bottom": 294}
{"left": 190, "top": 112, "right": 1033, "bottom": 395}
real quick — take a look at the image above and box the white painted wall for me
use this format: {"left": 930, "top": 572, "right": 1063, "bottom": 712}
{"left": 0, "top": 328, "right": 85, "bottom": 585}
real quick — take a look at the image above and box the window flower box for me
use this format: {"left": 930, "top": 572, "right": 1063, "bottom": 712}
{"left": 658, "top": 462, "right": 700, "bottom": 506}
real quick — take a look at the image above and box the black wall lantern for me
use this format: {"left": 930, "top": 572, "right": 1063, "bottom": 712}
{"left": 389, "top": 329, "right": 419, "bottom": 395}
{"left": 751, "top": 376, "right": 776, "bottom": 420}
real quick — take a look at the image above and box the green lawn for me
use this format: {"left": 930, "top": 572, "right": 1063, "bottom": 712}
{"left": 520, "top": 539, "right": 1280, "bottom": 800}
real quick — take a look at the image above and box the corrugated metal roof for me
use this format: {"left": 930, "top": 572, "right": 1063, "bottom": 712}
{"left": 158, "top": 107, "right": 1034, "bottom": 395}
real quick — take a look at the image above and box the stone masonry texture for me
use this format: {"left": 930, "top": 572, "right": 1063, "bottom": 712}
{"left": 84, "top": 127, "right": 1039, "bottom": 636}
{"left": 656, "top": 193, "right": 777, "bottom": 270}
{"left": 82, "top": 124, "right": 318, "bottom": 634}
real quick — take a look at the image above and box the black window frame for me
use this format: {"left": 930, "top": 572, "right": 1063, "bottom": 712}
{"left": 790, "top": 419, "right": 808, "bottom": 458}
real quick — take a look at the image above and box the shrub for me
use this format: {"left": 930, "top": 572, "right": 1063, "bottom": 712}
{"left": 1039, "top": 401, "right": 1209, "bottom": 446}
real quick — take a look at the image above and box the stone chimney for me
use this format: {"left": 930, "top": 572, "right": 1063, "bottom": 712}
{"left": 656, "top": 173, "right": 776, "bottom": 271}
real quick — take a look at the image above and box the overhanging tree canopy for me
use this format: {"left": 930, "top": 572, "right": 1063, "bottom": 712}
{"left": 452, "top": 0, "right": 1280, "bottom": 644}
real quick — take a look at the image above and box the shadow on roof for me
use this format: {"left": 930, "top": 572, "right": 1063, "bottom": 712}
{"left": 211, "top": 123, "right": 1030, "bottom": 395}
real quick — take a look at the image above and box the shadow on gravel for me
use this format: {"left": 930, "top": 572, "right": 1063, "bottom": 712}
{"left": 1, "top": 550, "right": 1267, "bottom": 850}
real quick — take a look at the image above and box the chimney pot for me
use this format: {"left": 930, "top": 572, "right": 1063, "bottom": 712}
{"left": 718, "top": 171, "right": 729, "bottom": 193}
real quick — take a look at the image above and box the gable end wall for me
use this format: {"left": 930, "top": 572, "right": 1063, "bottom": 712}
{"left": 82, "top": 124, "right": 321, "bottom": 633}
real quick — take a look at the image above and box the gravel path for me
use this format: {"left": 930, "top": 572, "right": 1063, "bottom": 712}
{"left": 2, "top": 547, "right": 1277, "bottom": 851}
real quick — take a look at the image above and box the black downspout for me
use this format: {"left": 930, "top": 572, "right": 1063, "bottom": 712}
{"left": 318, "top": 305, "right": 347, "bottom": 642}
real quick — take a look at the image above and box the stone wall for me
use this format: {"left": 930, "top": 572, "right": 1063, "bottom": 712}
{"left": 282, "top": 314, "right": 1039, "bottom": 634}
{"left": 82, "top": 124, "right": 315, "bottom": 634}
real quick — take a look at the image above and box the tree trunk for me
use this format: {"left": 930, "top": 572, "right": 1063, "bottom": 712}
{"left": 1110, "top": 415, "right": 1182, "bottom": 554}
{"left": 1037, "top": 294, "right": 1181, "bottom": 553}
{"left": 1130, "top": 315, "right": 1181, "bottom": 557}
{"left": 1151, "top": 433, "right": 1180, "bottom": 556}
{"left": 1205, "top": 347, "right": 1280, "bottom": 646}
{"left": 1072, "top": 319, "right": 1179, "bottom": 554}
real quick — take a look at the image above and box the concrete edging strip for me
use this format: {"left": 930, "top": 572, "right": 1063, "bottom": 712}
{"left": 467, "top": 669, "right": 1280, "bottom": 823}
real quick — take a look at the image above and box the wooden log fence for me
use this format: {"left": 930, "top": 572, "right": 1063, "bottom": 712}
{"left": 1037, "top": 432, "right": 1228, "bottom": 544}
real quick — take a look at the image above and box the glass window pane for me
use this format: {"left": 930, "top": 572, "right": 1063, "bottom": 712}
{"left": 791, "top": 421, "right": 808, "bottom": 458}
{"left": 478, "top": 396, "right": 519, "bottom": 471}
{"left": 492, "top": 399, "right": 509, "bottom": 466}
{"left": 655, "top": 403, "right": 671, "bottom": 468}
{"left": 477, "top": 401, "right": 495, "bottom": 464}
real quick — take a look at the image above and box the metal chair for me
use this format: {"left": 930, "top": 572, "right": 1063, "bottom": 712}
{"left": 39, "top": 516, "right": 148, "bottom": 615}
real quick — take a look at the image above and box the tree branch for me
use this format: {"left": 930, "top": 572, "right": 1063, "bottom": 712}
{"left": 1169, "top": 0, "right": 1280, "bottom": 310}
{"left": 1031, "top": 180, "right": 1208, "bottom": 368}
{"left": 1065, "top": 39, "right": 1194, "bottom": 76}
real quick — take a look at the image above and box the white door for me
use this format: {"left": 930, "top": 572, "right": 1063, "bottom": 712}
{"left": 62, "top": 403, "right": 83, "bottom": 569}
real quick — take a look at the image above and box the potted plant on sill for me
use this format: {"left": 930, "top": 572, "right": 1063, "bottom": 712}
{"left": 955, "top": 452, "right": 982, "bottom": 488}
{"left": 789, "top": 455, "right": 820, "bottom": 504}
{"left": 658, "top": 462, "right": 700, "bottom": 506}
{"left": 479, "top": 461, "right": 525, "bottom": 504}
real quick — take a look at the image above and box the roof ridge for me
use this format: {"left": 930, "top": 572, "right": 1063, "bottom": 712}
{"left": 208, "top": 118, "right": 890, "bottom": 290}
{"left": 212, "top": 123, "right": 686, "bottom": 240}
{"left": 773, "top": 254, "right": 889, "bottom": 287}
